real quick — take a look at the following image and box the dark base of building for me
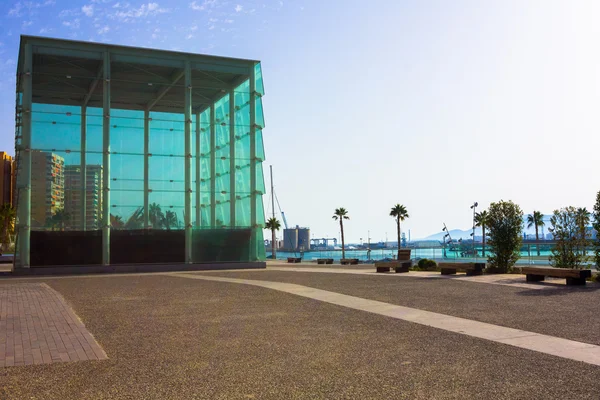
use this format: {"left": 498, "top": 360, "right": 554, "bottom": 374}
{"left": 1, "top": 261, "right": 265, "bottom": 277}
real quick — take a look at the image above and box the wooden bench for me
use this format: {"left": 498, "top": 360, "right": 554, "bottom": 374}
{"left": 340, "top": 258, "right": 359, "bottom": 265}
{"left": 287, "top": 257, "right": 301, "bottom": 263}
{"left": 521, "top": 266, "right": 592, "bottom": 286}
{"left": 375, "top": 261, "right": 411, "bottom": 273}
{"left": 317, "top": 258, "right": 334, "bottom": 265}
{"left": 438, "top": 262, "right": 485, "bottom": 276}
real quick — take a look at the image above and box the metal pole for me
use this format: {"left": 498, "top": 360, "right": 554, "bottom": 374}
{"left": 19, "top": 43, "right": 33, "bottom": 268}
{"left": 229, "top": 90, "right": 236, "bottom": 227}
{"left": 102, "top": 51, "right": 111, "bottom": 265}
{"left": 249, "top": 65, "right": 257, "bottom": 260}
{"left": 184, "top": 60, "right": 192, "bottom": 264}
{"left": 195, "top": 112, "right": 201, "bottom": 227}
{"left": 210, "top": 103, "right": 216, "bottom": 228}
{"left": 80, "top": 106, "right": 87, "bottom": 231}
{"left": 143, "top": 109, "right": 149, "bottom": 229}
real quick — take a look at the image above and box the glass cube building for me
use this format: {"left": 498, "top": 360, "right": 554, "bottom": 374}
{"left": 13, "top": 36, "right": 266, "bottom": 268}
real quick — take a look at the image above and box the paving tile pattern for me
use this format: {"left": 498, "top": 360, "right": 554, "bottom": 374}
{"left": 0, "top": 283, "right": 107, "bottom": 367}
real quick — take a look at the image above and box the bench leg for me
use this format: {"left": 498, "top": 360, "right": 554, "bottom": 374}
{"left": 566, "top": 277, "right": 586, "bottom": 286}
{"left": 526, "top": 274, "right": 545, "bottom": 282}
{"left": 441, "top": 269, "right": 457, "bottom": 275}
{"left": 376, "top": 267, "right": 390, "bottom": 273}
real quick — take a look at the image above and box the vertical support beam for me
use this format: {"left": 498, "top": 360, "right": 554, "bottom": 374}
{"left": 184, "top": 61, "right": 192, "bottom": 264}
{"left": 19, "top": 43, "right": 33, "bottom": 268}
{"left": 210, "top": 103, "right": 216, "bottom": 228}
{"left": 80, "top": 106, "right": 87, "bottom": 231}
{"left": 143, "top": 109, "right": 149, "bottom": 229}
{"left": 249, "top": 65, "right": 257, "bottom": 261}
{"left": 102, "top": 51, "right": 111, "bottom": 265}
{"left": 229, "top": 90, "right": 236, "bottom": 228}
{"left": 195, "top": 112, "right": 201, "bottom": 227}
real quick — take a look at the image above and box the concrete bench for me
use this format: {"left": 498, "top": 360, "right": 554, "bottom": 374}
{"left": 438, "top": 262, "right": 485, "bottom": 276}
{"left": 375, "top": 261, "right": 411, "bottom": 273}
{"left": 287, "top": 257, "right": 301, "bottom": 263}
{"left": 340, "top": 258, "right": 359, "bottom": 265}
{"left": 521, "top": 266, "right": 592, "bottom": 286}
{"left": 317, "top": 258, "right": 334, "bottom": 265}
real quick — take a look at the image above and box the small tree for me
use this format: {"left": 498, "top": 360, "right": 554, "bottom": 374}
{"left": 486, "top": 200, "right": 523, "bottom": 273}
{"left": 390, "top": 204, "right": 409, "bottom": 259}
{"left": 593, "top": 191, "right": 600, "bottom": 271}
{"left": 332, "top": 208, "right": 349, "bottom": 259}
{"left": 265, "top": 217, "right": 281, "bottom": 259}
{"left": 549, "top": 207, "right": 588, "bottom": 269}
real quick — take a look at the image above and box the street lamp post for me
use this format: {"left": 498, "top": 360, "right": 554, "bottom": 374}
{"left": 470, "top": 202, "right": 478, "bottom": 259}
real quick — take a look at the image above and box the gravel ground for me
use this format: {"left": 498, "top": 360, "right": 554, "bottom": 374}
{"left": 199, "top": 269, "right": 600, "bottom": 346}
{"left": 0, "top": 274, "right": 599, "bottom": 399}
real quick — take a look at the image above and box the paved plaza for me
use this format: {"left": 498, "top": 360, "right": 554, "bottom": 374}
{"left": 0, "top": 263, "right": 599, "bottom": 399}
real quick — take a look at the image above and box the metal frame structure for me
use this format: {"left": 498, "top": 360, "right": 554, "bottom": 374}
{"left": 14, "top": 36, "right": 266, "bottom": 268}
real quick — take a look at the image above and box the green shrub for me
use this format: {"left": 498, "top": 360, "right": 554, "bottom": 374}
{"left": 416, "top": 258, "right": 438, "bottom": 271}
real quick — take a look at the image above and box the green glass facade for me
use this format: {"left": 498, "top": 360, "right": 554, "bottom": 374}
{"left": 13, "top": 36, "right": 266, "bottom": 268}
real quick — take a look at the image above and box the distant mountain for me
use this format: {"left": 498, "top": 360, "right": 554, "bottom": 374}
{"left": 423, "top": 228, "right": 481, "bottom": 241}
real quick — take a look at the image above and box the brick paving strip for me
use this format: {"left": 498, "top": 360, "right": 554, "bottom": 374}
{"left": 168, "top": 272, "right": 600, "bottom": 367}
{"left": 0, "top": 283, "right": 107, "bottom": 368}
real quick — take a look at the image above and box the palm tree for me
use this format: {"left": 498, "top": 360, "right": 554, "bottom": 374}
{"left": 576, "top": 207, "right": 591, "bottom": 256}
{"left": 474, "top": 210, "right": 489, "bottom": 257}
{"left": 0, "top": 205, "right": 15, "bottom": 253}
{"left": 390, "top": 204, "right": 409, "bottom": 258}
{"left": 265, "top": 217, "right": 281, "bottom": 259}
{"left": 527, "top": 211, "right": 545, "bottom": 256}
{"left": 149, "top": 202, "right": 164, "bottom": 229}
{"left": 332, "top": 208, "right": 350, "bottom": 259}
{"left": 163, "top": 211, "right": 178, "bottom": 230}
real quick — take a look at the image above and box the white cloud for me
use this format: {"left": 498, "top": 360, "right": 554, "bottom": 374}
{"left": 97, "top": 25, "right": 109, "bottom": 34}
{"left": 224, "top": 19, "right": 233, "bottom": 23}
{"left": 82, "top": 4, "right": 94, "bottom": 16}
{"left": 62, "top": 18, "right": 81, "bottom": 29}
{"left": 208, "top": 24, "right": 214, "bottom": 30}
{"left": 59, "top": 9, "right": 79, "bottom": 18}
{"left": 8, "top": 2, "right": 23, "bottom": 17}
{"left": 186, "top": 34, "right": 193, "bottom": 39}
{"left": 189, "top": 0, "right": 217, "bottom": 11}
{"left": 112, "top": 2, "right": 169, "bottom": 19}
{"left": 22, "top": 20, "right": 33, "bottom": 28}
{"left": 190, "top": 25, "right": 197, "bottom": 31}
{"left": 235, "top": 4, "right": 242, "bottom": 12}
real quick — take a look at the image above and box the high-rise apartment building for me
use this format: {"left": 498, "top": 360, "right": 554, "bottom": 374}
{"left": 64, "top": 165, "right": 103, "bottom": 230}
{"left": 30, "top": 151, "right": 64, "bottom": 228}
{"left": 0, "top": 152, "right": 14, "bottom": 207}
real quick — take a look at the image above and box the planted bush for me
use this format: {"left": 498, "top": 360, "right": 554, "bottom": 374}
{"left": 416, "top": 258, "right": 438, "bottom": 271}
{"left": 487, "top": 200, "right": 523, "bottom": 273}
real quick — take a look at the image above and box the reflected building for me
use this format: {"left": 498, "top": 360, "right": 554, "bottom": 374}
{"left": 30, "top": 151, "right": 64, "bottom": 228}
{"left": 64, "top": 165, "right": 103, "bottom": 230}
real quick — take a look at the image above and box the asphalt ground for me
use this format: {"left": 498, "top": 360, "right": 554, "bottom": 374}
{"left": 202, "top": 269, "right": 600, "bottom": 346}
{"left": 0, "top": 273, "right": 599, "bottom": 399}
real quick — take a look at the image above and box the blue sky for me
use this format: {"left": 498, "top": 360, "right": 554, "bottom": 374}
{"left": 1, "top": 0, "right": 600, "bottom": 242}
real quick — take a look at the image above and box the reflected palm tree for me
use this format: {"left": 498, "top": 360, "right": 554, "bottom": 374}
{"left": 149, "top": 203, "right": 164, "bottom": 229}
{"left": 110, "top": 214, "right": 124, "bottom": 229}
{"left": 163, "top": 211, "right": 178, "bottom": 230}
{"left": 124, "top": 207, "right": 144, "bottom": 229}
